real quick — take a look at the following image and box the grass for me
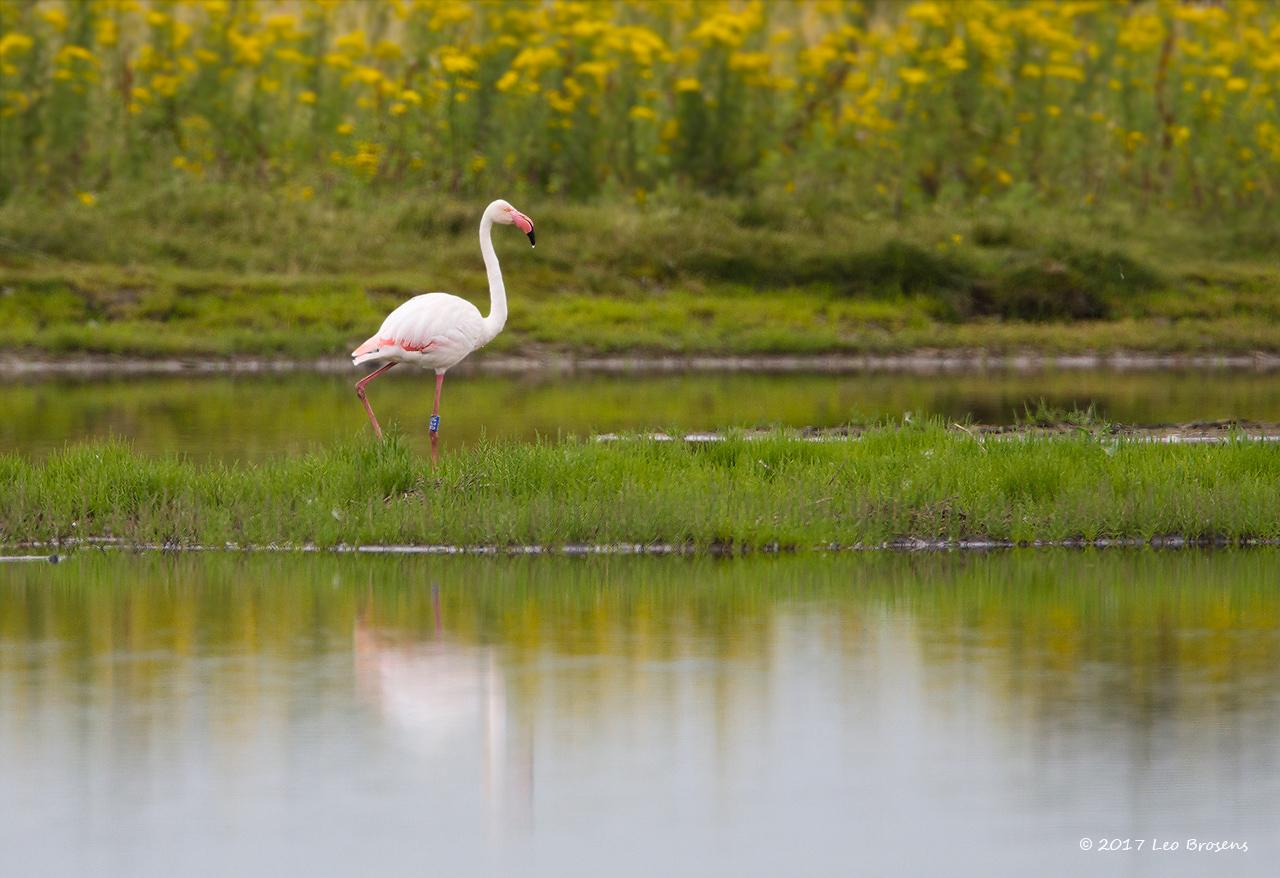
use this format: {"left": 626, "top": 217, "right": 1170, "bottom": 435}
{"left": 3, "top": 425, "right": 1277, "bottom": 550}
{"left": 1, "top": 186, "right": 1278, "bottom": 359}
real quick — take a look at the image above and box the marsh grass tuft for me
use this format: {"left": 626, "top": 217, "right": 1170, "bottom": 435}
{"left": 2, "top": 426, "right": 1276, "bottom": 551}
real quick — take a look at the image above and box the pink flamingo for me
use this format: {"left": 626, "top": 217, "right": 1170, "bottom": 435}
{"left": 351, "top": 199, "right": 535, "bottom": 460}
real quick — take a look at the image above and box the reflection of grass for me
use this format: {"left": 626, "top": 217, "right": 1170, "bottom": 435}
{"left": 1, "top": 188, "right": 1278, "bottom": 358}
{"left": 6, "top": 371, "right": 1280, "bottom": 463}
{"left": 3, "top": 426, "right": 1277, "bottom": 549}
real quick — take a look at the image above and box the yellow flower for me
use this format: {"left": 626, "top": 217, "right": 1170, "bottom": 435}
{"left": 996, "top": 169, "right": 1013, "bottom": 185}
{"left": 1046, "top": 64, "right": 1084, "bottom": 82}
{"left": 39, "top": 8, "right": 69, "bottom": 32}
{"left": 55, "top": 45, "right": 97, "bottom": 66}
{"left": 334, "top": 31, "right": 367, "bottom": 57}
{"left": 439, "top": 49, "right": 477, "bottom": 75}
{"left": 299, "top": 90, "right": 317, "bottom": 105}
{"left": 389, "top": 102, "right": 407, "bottom": 115}
{"left": 675, "top": 77, "right": 701, "bottom": 93}
{"left": 906, "top": 2, "right": 947, "bottom": 27}
{"left": 545, "top": 90, "right": 574, "bottom": 113}
{"left": 0, "top": 33, "right": 35, "bottom": 58}
{"left": 900, "top": 67, "right": 928, "bottom": 85}
{"left": 351, "top": 66, "right": 384, "bottom": 87}
{"left": 629, "top": 105, "right": 657, "bottom": 121}
{"left": 336, "top": 122, "right": 354, "bottom": 135}
{"left": 77, "top": 191, "right": 96, "bottom": 206}
{"left": 95, "top": 19, "right": 117, "bottom": 48}
{"left": 1226, "top": 77, "right": 1248, "bottom": 92}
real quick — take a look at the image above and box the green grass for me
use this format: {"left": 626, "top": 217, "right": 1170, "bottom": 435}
{"left": 1, "top": 186, "right": 1277, "bottom": 359}
{"left": 3, "top": 426, "right": 1277, "bottom": 550}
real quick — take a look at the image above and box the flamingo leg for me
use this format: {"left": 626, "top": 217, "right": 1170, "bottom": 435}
{"left": 429, "top": 372, "right": 445, "bottom": 464}
{"left": 355, "top": 362, "right": 397, "bottom": 439}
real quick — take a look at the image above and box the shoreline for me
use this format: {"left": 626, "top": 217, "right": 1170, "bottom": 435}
{"left": 5, "top": 534, "right": 1279, "bottom": 561}
{"left": 3, "top": 350, "right": 1279, "bottom": 377}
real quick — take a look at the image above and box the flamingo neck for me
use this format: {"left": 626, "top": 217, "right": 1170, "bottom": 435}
{"left": 479, "top": 214, "right": 507, "bottom": 343}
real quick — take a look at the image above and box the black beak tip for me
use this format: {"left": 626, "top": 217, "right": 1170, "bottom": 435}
{"left": 527, "top": 230, "right": 536, "bottom": 248}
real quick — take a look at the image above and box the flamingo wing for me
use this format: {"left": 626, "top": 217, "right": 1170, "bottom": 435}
{"left": 353, "top": 293, "right": 487, "bottom": 368}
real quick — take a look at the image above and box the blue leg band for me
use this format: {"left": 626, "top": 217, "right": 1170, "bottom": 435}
{"left": 429, "top": 415, "right": 441, "bottom": 433}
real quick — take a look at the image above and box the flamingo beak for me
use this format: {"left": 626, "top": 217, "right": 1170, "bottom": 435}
{"left": 513, "top": 211, "right": 535, "bottom": 247}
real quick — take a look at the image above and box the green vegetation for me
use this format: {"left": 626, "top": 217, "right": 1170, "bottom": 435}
{"left": 3, "top": 426, "right": 1277, "bottom": 550}
{"left": 3, "top": 2, "right": 1276, "bottom": 360}
{"left": 2, "top": 187, "right": 1278, "bottom": 359}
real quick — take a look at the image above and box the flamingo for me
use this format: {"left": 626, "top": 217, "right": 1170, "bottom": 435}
{"left": 351, "top": 198, "right": 535, "bottom": 460}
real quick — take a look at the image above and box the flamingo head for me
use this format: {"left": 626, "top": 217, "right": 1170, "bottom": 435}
{"left": 488, "top": 199, "right": 535, "bottom": 248}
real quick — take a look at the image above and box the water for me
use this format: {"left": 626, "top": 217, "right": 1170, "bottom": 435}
{"left": 3, "top": 367, "right": 1278, "bottom": 459}
{"left": 2, "top": 550, "right": 1277, "bottom": 877}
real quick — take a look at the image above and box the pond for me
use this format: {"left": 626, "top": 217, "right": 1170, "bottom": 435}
{"left": 3, "top": 366, "right": 1278, "bottom": 459}
{"left": 2, "top": 550, "right": 1276, "bottom": 876}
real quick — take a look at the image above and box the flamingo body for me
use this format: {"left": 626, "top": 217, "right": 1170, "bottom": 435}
{"left": 352, "top": 292, "right": 491, "bottom": 373}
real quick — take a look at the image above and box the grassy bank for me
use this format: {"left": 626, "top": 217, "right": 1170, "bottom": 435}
{"left": 2, "top": 188, "right": 1278, "bottom": 359}
{"left": 3, "top": 426, "right": 1277, "bottom": 550}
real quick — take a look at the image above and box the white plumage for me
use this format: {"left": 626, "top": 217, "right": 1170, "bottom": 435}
{"left": 352, "top": 292, "right": 491, "bottom": 372}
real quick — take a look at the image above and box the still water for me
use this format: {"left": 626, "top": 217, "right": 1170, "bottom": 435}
{"left": 1, "top": 550, "right": 1276, "bottom": 876}
{"left": 3, "top": 367, "right": 1278, "bottom": 460}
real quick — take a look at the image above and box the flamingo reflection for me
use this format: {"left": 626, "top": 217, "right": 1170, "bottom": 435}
{"left": 354, "top": 585, "right": 531, "bottom": 832}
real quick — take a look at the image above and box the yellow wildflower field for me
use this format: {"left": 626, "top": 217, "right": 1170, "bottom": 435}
{"left": 0, "top": 0, "right": 1276, "bottom": 211}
